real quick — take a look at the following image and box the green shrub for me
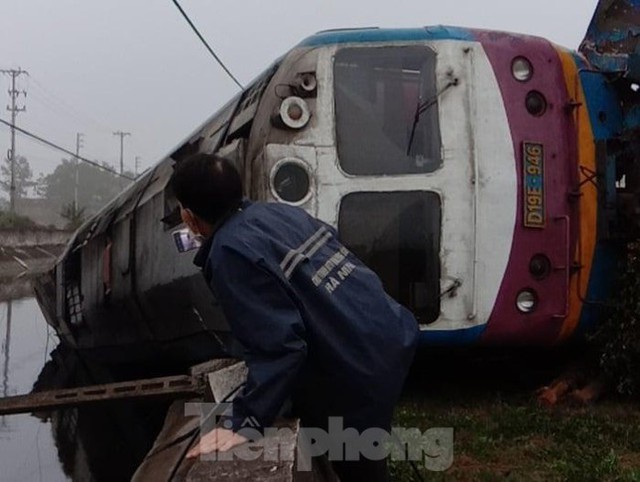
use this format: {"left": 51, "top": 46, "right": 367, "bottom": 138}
{"left": 0, "top": 210, "right": 38, "bottom": 230}
{"left": 591, "top": 242, "right": 640, "bottom": 396}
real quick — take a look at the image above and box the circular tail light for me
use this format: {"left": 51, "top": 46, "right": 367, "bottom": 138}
{"left": 516, "top": 289, "right": 538, "bottom": 313}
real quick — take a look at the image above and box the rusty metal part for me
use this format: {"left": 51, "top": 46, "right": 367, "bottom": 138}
{"left": 568, "top": 376, "right": 610, "bottom": 405}
{"left": 0, "top": 374, "right": 204, "bottom": 415}
{"left": 536, "top": 380, "right": 574, "bottom": 407}
{"left": 580, "top": 0, "right": 640, "bottom": 76}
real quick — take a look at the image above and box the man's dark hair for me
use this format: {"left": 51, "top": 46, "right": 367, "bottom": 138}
{"left": 170, "top": 153, "right": 243, "bottom": 224}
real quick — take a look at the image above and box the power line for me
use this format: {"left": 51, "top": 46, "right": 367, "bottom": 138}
{"left": 28, "top": 88, "right": 106, "bottom": 136}
{"left": 0, "top": 118, "right": 134, "bottom": 181}
{"left": 28, "top": 76, "right": 115, "bottom": 133}
{"left": 170, "top": 0, "right": 244, "bottom": 90}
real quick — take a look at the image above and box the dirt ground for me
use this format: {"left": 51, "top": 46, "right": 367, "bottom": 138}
{"left": 390, "top": 347, "right": 640, "bottom": 482}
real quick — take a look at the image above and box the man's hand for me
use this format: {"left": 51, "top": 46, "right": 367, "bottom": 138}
{"left": 186, "top": 428, "right": 249, "bottom": 459}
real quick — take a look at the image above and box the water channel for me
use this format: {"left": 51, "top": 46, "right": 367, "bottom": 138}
{"left": 0, "top": 297, "right": 68, "bottom": 481}
{"left": 0, "top": 295, "right": 166, "bottom": 482}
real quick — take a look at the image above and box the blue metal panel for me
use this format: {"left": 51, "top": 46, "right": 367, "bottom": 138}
{"left": 623, "top": 104, "right": 640, "bottom": 131}
{"left": 418, "top": 324, "right": 486, "bottom": 346}
{"left": 575, "top": 63, "right": 622, "bottom": 222}
{"left": 572, "top": 53, "right": 624, "bottom": 337}
{"left": 575, "top": 55, "right": 624, "bottom": 141}
{"left": 575, "top": 243, "right": 621, "bottom": 338}
{"left": 297, "top": 26, "right": 474, "bottom": 47}
{"left": 580, "top": 0, "right": 640, "bottom": 77}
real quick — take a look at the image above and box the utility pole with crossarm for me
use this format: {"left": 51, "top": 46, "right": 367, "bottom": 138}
{"left": 1, "top": 68, "right": 28, "bottom": 213}
{"left": 74, "top": 133, "right": 84, "bottom": 213}
{"left": 113, "top": 131, "right": 131, "bottom": 175}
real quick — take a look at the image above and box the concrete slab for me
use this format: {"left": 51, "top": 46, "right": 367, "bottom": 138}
{"left": 207, "top": 362, "right": 248, "bottom": 403}
{"left": 133, "top": 360, "right": 338, "bottom": 481}
{"left": 133, "top": 400, "right": 337, "bottom": 482}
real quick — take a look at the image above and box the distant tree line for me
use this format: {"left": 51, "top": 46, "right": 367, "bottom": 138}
{"left": 35, "top": 158, "right": 132, "bottom": 214}
{"left": 0, "top": 155, "right": 33, "bottom": 198}
{"left": 1, "top": 155, "right": 132, "bottom": 229}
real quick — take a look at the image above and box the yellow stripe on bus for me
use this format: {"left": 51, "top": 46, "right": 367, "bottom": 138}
{"left": 555, "top": 47, "right": 598, "bottom": 343}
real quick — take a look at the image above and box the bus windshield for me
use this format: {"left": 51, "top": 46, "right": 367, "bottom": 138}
{"left": 334, "top": 46, "right": 442, "bottom": 176}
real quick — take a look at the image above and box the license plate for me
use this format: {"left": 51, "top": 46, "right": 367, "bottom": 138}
{"left": 523, "top": 142, "right": 545, "bottom": 228}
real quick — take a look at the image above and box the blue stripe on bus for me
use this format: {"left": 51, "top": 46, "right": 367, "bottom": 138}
{"left": 297, "top": 26, "right": 475, "bottom": 47}
{"left": 418, "top": 324, "right": 486, "bottom": 346}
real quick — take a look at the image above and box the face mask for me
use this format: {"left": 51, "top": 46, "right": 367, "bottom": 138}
{"left": 192, "top": 233, "right": 205, "bottom": 244}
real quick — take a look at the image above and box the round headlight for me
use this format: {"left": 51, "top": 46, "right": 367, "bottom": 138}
{"left": 516, "top": 289, "right": 538, "bottom": 313}
{"left": 272, "top": 160, "right": 311, "bottom": 204}
{"left": 298, "top": 73, "right": 318, "bottom": 94}
{"left": 279, "top": 96, "right": 311, "bottom": 129}
{"left": 512, "top": 57, "right": 533, "bottom": 82}
{"left": 529, "top": 254, "right": 551, "bottom": 280}
{"left": 526, "top": 91, "right": 547, "bottom": 116}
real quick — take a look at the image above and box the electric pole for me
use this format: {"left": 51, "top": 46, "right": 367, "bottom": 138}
{"left": 112, "top": 131, "right": 131, "bottom": 175}
{"left": 134, "top": 156, "right": 141, "bottom": 177}
{"left": 1, "top": 68, "right": 28, "bottom": 213}
{"left": 74, "top": 133, "right": 84, "bottom": 213}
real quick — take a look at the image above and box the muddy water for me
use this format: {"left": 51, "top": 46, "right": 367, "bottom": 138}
{"left": 0, "top": 297, "right": 69, "bottom": 482}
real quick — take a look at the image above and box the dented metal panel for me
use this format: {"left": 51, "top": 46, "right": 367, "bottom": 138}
{"left": 580, "top": 0, "right": 640, "bottom": 77}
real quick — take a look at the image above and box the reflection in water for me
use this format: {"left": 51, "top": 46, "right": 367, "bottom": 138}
{"left": 2, "top": 300, "right": 11, "bottom": 398}
{"left": 0, "top": 297, "right": 169, "bottom": 482}
{"left": 0, "top": 300, "right": 8, "bottom": 434}
{"left": 34, "top": 345, "right": 170, "bottom": 482}
{"left": 0, "top": 297, "right": 67, "bottom": 482}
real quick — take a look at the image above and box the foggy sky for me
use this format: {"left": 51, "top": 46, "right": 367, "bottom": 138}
{"left": 1, "top": 0, "right": 599, "bottom": 188}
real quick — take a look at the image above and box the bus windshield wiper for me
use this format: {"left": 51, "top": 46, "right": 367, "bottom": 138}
{"left": 406, "top": 77, "right": 459, "bottom": 156}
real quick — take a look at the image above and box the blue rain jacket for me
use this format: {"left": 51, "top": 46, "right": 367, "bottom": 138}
{"left": 194, "top": 200, "right": 418, "bottom": 432}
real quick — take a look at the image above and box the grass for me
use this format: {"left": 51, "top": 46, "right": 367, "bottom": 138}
{"left": 389, "top": 349, "right": 640, "bottom": 481}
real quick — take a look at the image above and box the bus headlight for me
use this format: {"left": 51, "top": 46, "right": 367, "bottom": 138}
{"left": 279, "top": 96, "right": 311, "bottom": 129}
{"left": 516, "top": 289, "right": 538, "bottom": 313}
{"left": 529, "top": 254, "right": 551, "bottom": 280}
{"left": 271, "top": 159, "right": 312, "bottom": 204}
{"left": 297, "top": 72, "right": 318, "bottom": 95}
{"left": 512, "top": 57, "right": 533, "bottom": 82}
{"left": 526, "top": 91, "right": 547, "bottom": 116}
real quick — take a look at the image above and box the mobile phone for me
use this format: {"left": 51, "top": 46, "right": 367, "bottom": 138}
{"left": 172, "top": 228, "right": 202, "bottom": 253}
